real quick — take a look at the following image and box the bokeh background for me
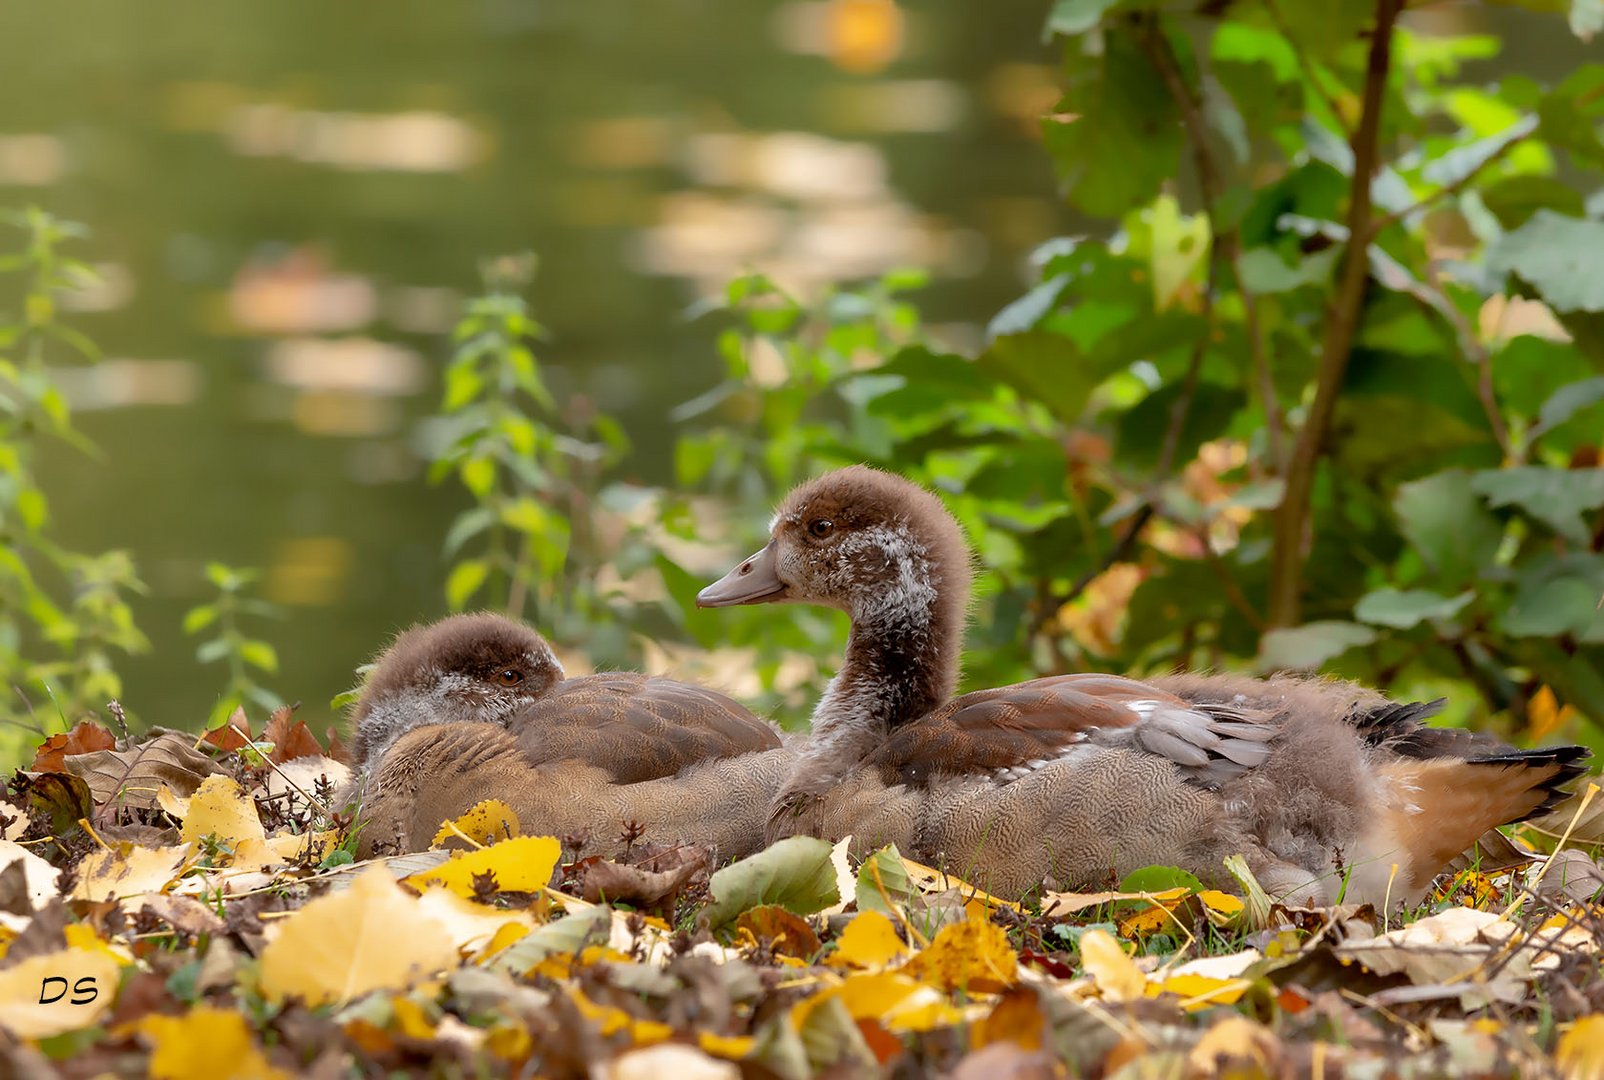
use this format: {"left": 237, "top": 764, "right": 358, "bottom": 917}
{"left": 0, "top": 0, "right": 1590, "bottom": 736}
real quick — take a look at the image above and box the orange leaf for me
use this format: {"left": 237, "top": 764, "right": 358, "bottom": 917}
{"left": 31, "top": 720, "right": 116, "bottom": 772}
{"left": 972, "top": 987, "right": 1046, "bottom": 1051}
{"left": 263, "top": 705, "right": 324, "bottom": 763}
{"left": 1529, "top": 686, "right": 1579, "bottom": 741}
{"left": 202, "top": 708, "right": 252, "bottom": 752}
{"left": 738, "top": 904, "right": 822, "bottom": 960}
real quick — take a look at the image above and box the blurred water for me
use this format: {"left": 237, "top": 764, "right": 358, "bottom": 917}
{"left": 0, "top": 0, "right": 1067, "bottom": 732}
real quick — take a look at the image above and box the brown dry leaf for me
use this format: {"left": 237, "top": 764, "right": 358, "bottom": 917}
{"left": 1524, "top": 783, "right": 1604, "bottom": 851}
{"left": 1040, "top": 885, "right": 1190, "bottom": 916}
{"left": 179, "top": 775, "right": 267, "bottom": 848}
{"left": 951, "top": 1043, "right": 1058, "bottom": 1080}
{"left": 971, "top": 986, "right": 1046, "bottom": 1051}
{"left": 830, "top": 910, "right": 909, "bottom": 969}
{"left": 261, "top": 756, "right": 350, "bottom": 807}
{"left": 201, "top": 707, "right": 253, "bottom": 752}
{"left": 72, "top": 843, "right": 189, "bottom": 902}
{"left": 903, "top": 909, "right": 1017, "bottom": 993}
{"left": 1079, "top": 928, "right": 1145, "bottom": 1002}
{"left": 432, "top": 799, "right": 521, "bottom": 849}
{"left": 0, "top": 944, "right": 122, "bottom": 1037}
{"left": 1188, "top": 1016, "right": 1282, "bottom": 1076}
{"left": 140, "top": 1003, "right": 290, "bottom": 1080}
{"left": 263, "top": 704, "right": 324, "bottom": 764}
{"left": 580, "top": 853, "right": 707, "bottom": 912}
{"left": 30, "top": 720, "right": 117, "bottom": 773}
{"left": 259, "top": 867, "right": 459, "bottom": 1005}
{"left": 0, "top": 840, "right": 57, "bottom": 912}
{"left": 738, "top": 904, "right": 821, "bottom": 959}
{"left": 1333, "top": 906, "right": 1534, "bottom": 1008}
{"left": 136, "top": 894, "right": 226, "bottom": 939}
{"left": 402, "top": 836, "right": 561, "bottom": 898}
{"left": 64, "top": 732, "right": 223, "bottom": 810}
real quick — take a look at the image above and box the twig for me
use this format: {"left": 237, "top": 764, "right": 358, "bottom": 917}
{"left": 1237, "top": 268, "right": 1285, "bottom": 471}
{"left": 1418, "top": 258, "right": 1514, "bottom": 460}
{"left": 1367, "top": 118, "right": 1537, "bottom": 240}
{"left": 1266, "top": 0, "right": 1404, "bottom": 629}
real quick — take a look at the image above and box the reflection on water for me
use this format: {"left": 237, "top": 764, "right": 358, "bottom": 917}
{"left": 0, "top": 0, "right": 1064, "bottom": 732}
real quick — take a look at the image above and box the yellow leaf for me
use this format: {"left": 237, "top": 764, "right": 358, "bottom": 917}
{"left": 155, "top": 783, "right": 190, "bottom": 820}
{"left": 902, "top": 910, "right": 1017, "bottom": 993}
{"left": 699, "top": 1032, "right": 756, "bottom": 1060}
{"left": 486, "top": 1022, "right": 533, "bottom": 1062}
{"left": 475, "top": 921, "right": 531, "bottom": 963}
{"left": 390, "top": 996, "right": 438, "bottom": 1040}
{"left": 0, "top": 946, "right": 122, "bottom": 1038}
{"left": 794, "top": 972, "right": 963, "bottom": 1035}
{"left": 1118, "top": 902, "right": 1178, "bottom": 940}
{"left": 264, "top": 830, "right": 337, "bottom": 863}
{"left": 1187, "top": 1016, "right": 1279, "bottom": 1074}
{"left": 431, "top": 799, "right": 521, "bottom": 848}
{"left": 180, "top": 775, "right": 266, "bottom": 847}
{"left": 1040, "top": 885, "right": 1189, "bottom": 916}
{"left": 401, "top": 835, "right": 561, "bottom": 898}
{"left": 1150, "top": 973, "right": 1252, "bottom": 1010}
{"left": 73, "top": 843, "right": 189, "bottom": 902}
{"left": 1529, "top": 686, "right": 1579, "bottom": 741}
{"left": 829, "top": 910, "right": 909, "bottom": 969}
{"left": 570, "top": 987, "right": 672, "bottom": 1045}
{"left": 140, "top": 1005, "right": 289, "bottom": 1080}
{"left": 1080, "top": 929, "right": 1145, "bottom": 1002}
{"left": 1558, "top": 1015, "right": 1604, "bottom": 1080}
{"left": 972, "top": 987, "right": 1045, "bottom": 1050}
{"left": 1198, "top": 890, "right": 1245, "bottom": 918}
{"left": 897, "top": 856, "right": 1020, "bottom": 911}
{"left": 259, "top": 867, "right": 459, "bottom": 1005}
{"left": 413, "top": 887, "right": 538, "bottom": 953}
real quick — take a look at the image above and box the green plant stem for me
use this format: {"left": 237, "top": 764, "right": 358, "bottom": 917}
{"left": 1267, "top": 0, "right": 1403, "bottom": 629}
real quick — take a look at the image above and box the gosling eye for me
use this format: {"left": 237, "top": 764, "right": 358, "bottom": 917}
{"left": 495, "top": 668, "right": 525, "bottom": 687}
{"left": 808, "top": 518, "right": 835, "bottom": 539}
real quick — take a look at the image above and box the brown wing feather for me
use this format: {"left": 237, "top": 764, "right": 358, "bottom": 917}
{"left": 869, "top": 673, "right": 1280, "bottom": 787}
{"left": 511, "top": 673, "right": 780, "bottom": 783}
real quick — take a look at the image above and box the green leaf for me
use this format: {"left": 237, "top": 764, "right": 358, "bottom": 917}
{"left": 702, "top": 836, "right": 840, "bottom": 930}
{"left": 987, "top": 274, "right": 1069, "bottom": 339}
{"left": 499, "top": 497, "right": 547, "bottom": 535}
{"left": 1471, "top": 467, "right": 1604, "bottom": 545}
{"left": 445, "top": 559, "right": 491, "bottom": 610}
{"left": 1499, "top": 554, "right": 1604, "bottom": 643}
{"left": 195, "top": 638, "right": 232, "bottom": 665}
{"left": 1236, "top": 246, "right": 1341, "bottom": 293}
{"left": 1354, "top": 588, "right": 1474, "bottom": 630}
{"left": 854, "top": 844, "right": 916, "bottom": 918}
{"left": 459, "top": 455, "right": 497, "bottom": 499}
{"left": 1420, "top": 116, "right": 1538, "bottom": 189}
{"left": 181, "top": 605, "right": 218, "bottom": 635}
{"left": 1044, "top": 0, "right": 1124, "bottom": 37}
{"left": 1394, "top": 470, "right": 1504, "bottom": 586}
{"left": 1257, "top": 622, "right": 1377, "bottom": 672}
{"left": 1042, "top": 33, "right": 1181, "bottom": 218}
{"left": 239, "top": 640, "right": 278, "bottom": 674}
{"left": 977, "top": 331, "right": 1099, "bottom": 425}
{"left": 1487, "top": 210, "right": 1604, "bottom": 314}
{"left": 442, "top": 507, "right": 495, "bottom": 558}
{"left": 1531, "top": 376, "right": 1604, "bottom": 441}
{"left": 1118, "top": 865, "right": 1204, "bottom": 897}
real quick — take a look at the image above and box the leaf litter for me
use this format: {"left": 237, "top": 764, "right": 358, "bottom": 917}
{"left": 0, "top": 711, "right": 1601, "bottom": 1077}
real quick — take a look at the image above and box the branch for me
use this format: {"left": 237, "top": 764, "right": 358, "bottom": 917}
{"left": 1367, "top": 118, "right": 1537, "bottom": 240}
{"left": 1266, "top": 0, "right": 1403, "bottom": 630}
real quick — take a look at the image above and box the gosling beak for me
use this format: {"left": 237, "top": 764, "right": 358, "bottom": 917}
{"left": 697, "top": 541, "right": 788, "bottom": 607}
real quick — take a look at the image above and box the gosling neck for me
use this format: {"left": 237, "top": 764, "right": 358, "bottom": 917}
{"left": 803, "top": 543, "right": 966, "bottom": 773}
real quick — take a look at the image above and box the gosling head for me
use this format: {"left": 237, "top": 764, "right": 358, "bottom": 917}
{"left": 696, "top": 465, "right": 972, "bottom": 631}
{"left": 349, "top": 612, "right": 565, "bottom": 772}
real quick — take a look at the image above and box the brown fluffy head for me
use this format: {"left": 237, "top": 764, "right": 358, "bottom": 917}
{"left": 348, "top": 612, "right": 565, "bottom": 772}
{"left": 762, "top": 465, "right": 974, "bottom": 628}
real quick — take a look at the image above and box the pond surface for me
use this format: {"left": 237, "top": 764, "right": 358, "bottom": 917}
{"left": 0, "top": 0, "right": 1068, "bottom": 733}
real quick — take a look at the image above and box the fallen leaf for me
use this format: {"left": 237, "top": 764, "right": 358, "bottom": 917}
{"left": 1187, "top": 1015, "right": 1281, "bottom": 1075}
{"left": 413, "top": 887, "right": 538, "bottom": 952}
{"left": 1333, "top": 906, "right": 1532, "bottom": 1008}
{"left": 830, "top": 910, "right": 909, "bottom": 969}
{"left": 1040, "top": 886, "right": 1190, "bottom": 916}
{"left": 402, "top": 835, "right": 561, "bottom": 898}
{"left": 259, "top": 867, "right": 459, "bottom": 1005}
{"left": 261, "top": 756, "right": 350, "bottom": 808}
{"left": 139, "top": 1004, "right": 289, "bottom": 1080}
{"left": 1556, "top": 1015, "right": 1604, "bottom": 1080}
{"left": 201, "top": 708, "right": 252, "bottom": 752}
{"left": 136, "top": 894, "right": 226, "bottom": 939}
{"left": 431, "top": 799, "right": 521, "bottom": 848}
{"left": 180, "top": 775, "right": 267, "bottom": 848}
{"left": 606, "top": 1041, "right": 737, "bottom": 1079}
{"left": 0, "top": 839, "right": 58, "bottom": 911}
{"left": 703, "top": 836, "right": 840, "bottom": 929}
{"left": 803, "top": 971, "right": 963, "bottom": 1034}
{"left": 578, "top": 851, "right": 707, "bottom": 912}
{"left": 72, "top": 843, "right": 188, "bottom": 902}
{"left": 1149, "top": 973, "right": 1252, "bottom": 1010}
{"left": 21, "top": 771, "right": 95, "bottom": 835}
{"left": 30, "top": 720, "right": 117, "bottom": 773}
{"left": 903, "top": 909, "right": 1017, "bottom": 993}
{"left": 855, "top": 844, "right": 916, "bottom": 919}
{"left": 897, "top": 856, "right": 1020, "bottom": 911}
{"left": 0, "top": 945, "right": 122, "bottom": 1037}
{"left": 972, "top": 986, "right": 1046, "bottom": 1051}
{"left": 738, "top": 904, "right": 821, "bottom": 959}
{"left": 64, "top": 732, "right": 222, "bottom": 811}
{"left": 1079, "top": 929, "right": 1144, "bottom": 1002}
{"left": 263, "top": 704, "right": 324, "bottom": 764}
